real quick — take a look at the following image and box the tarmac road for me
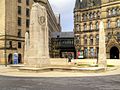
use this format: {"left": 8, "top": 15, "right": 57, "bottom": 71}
{"left": 0, "top": 75, "right": 120, "bottom": 90}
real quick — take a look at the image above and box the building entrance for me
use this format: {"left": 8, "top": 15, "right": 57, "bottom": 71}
{"left": 8, "top": 54, "right": 12, "bottom": 64}
{"left": 18, "top": 54, "right": 22, "bottom": 63}
{"left": 110, "top": 46, "right": 119, "bottom": 59}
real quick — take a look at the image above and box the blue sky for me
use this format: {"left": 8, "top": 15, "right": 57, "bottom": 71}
{"left": 49, "top": 0, "right": 76, "bottom": 32}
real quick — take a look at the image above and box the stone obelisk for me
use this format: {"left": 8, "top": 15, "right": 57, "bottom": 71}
{"left": 98, "top": 21, "right": 107, "bottom": 67}
{"left": 24, "top": 32, "right": 29, "bottom": 65}
{"left": 24, "top": 2, "right": 50, "bottom": 68}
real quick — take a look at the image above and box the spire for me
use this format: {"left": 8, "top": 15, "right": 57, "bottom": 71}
{"left": 75, "top": 0, "right": 80, "bottom": 9}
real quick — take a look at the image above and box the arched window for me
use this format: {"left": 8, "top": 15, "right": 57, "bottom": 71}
{"left": 96, "top": 21, "right": 99, "bottom": 30}
{"left": 90, "top": 22, "right": 93, "bottom": 30}
{"left": 76, "top": 24, "right": 80, "bottom": 31}
{"left": 97, "top": 11, "right": 100, "bottom": 18}
{"left": 84, "top": 14, "right": 87, "bottom": 21}
{"left": 112, "top": 8, "right": 116, "bottom": 15}
{"left": 107, "top": 32, "right": 111, "bottom": 39}
{"left": 90, "top": 35, "right": 93, "bottom": 45}
{"left": 107, "top": 19, "right": 111, "bottom": 28}
{"left": 90, "top": 47, "right": 94, "bottom": 58}
{"left": 117, "top": 7, "right": 120, "bottom": 15}
{"left": 75, "top": 35, "right": 80, "bottom": 44}
{"left": 84, "top": 47, "right": 88, "bottom": 58}
{"left": 83, "top": 23, "right": 87, "bottom": 31}
{"left": 93, "top": 12, "right": 97, "bottom": 19}
{"left": 74, "top": 13, "right": 77, "bottom": 22}
{"left": 89, "top": 12, "right": 93, "bottom": 19}
{"left": 87, "top": 13, "right": 89, "bottom": 19}
{"left": 116, "top": 19, "right": 120, "bottom": 28}
{"left": 76, "top": 13, "right": 79, "bottom": 22}
{"left": 8, "top": 54, "right": 13, "bottom": 64}
{"left": 78, "top": 14, "right": 81, "bottom": 22}
{"left": 108, "top": 9, "right": 111, "bottom": 16}
{"left": 84, "top": 35, "right": 87, "bottom": 45}
{"left": 117, "top": 32, "right": 120, "bottom": 40}
{"left": 82, "top": 13, "right": 85, "bottom": 21}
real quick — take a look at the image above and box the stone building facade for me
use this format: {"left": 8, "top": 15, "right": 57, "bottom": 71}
{"left": 74, "top": 0, "right": 120, "bottom": 59}
{"left": 0, "top": 0, "right": 61, "bottom": 64}
{"left": 0, "top": 0, "right": 33, "bottom": 64}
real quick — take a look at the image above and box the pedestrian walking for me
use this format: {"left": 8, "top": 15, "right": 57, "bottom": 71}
{"left": 68, "top": 53, "right": 72, "bottom": 63}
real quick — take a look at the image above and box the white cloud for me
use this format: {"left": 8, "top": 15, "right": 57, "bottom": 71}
{"left": 48, "top": 0, "right": 76, "bottom": 32}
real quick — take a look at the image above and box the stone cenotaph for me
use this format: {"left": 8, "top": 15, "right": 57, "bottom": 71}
{"left": 24, "top": 2, "right": 50, "bottom": 68}
{"left": 98, "top": 21, "right": 107, "bottom": 67}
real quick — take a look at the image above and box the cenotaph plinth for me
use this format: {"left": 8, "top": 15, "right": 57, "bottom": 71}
{"left": 24, "top": 2, "right": 50, "bottom": 68}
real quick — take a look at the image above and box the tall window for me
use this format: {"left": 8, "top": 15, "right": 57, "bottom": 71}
{"left": 18, "top": 29, "right": 21, "bottom": 37}
{"left": 84, "top": 47, "right": 88, "bottom": 58}
{"left": 76, "top": 24, "right": 80, "bottom": 31}
{"left": 84, "top": 14, "right": 87, "bottom": 21}
{"left": 18, "top": 0, "right": 21, "bottom": 3}
{"left": 82, "top": 13, "right": 86, "bottom": 21}
{"left": 18, "top": 17, "right": 22, "bottom": 26}
{"left": 107, "top": 33, "right": 111, "bottom": 40}
{"left": 96, "top": 21, "right": 99, "bottom": 30}
{"left": 78, "top": 14, "right": 81, "bottom": 22}
{"left": 76, "top": 14, "right": 79, "bottom": 22}
{"left": 90, "top": 47, "right": 94, "bottom": 58}
{"left": 89, "top": 13, "right": 93, "bottom": 19}
{"left": 84, "top": 35, "right": 87, "bottom": 45}
{"left": 18, "top": 6, "right": 21, "bottom": 15}
{"left": 112, "top": 8, "right": 116, "bottom": 15}
{"left": 87, "top": 13, "right": 89, "bottom": 19}
{"left": 26, "top": 0, "right": 29, "bottom": 5}
{"left": 108, "top": 9, "right": 111, "bottom": 16}
{"left": 93, "top": 12, "right": 97, "bottom": 19}
{"left": 26, "top": 19, "right": 30, "bottom": 28}
{"left": 83, "top": 23, "right": 87, "bottom": 31}
{"left": 107, "top": 20, "right": 111, "bottom": 28}
{"left": 90, "top": 22, "right": 93, "bottom": 30}
{"left": 117, "top": 8, "right": 120, "bottom": 15}
{"left": 26, "top": 8, "right": 30, "bottom": 17}
{"left": 90, "top": 35, "right": 93, "bottom": 45}
{"left": 117, "top": 19, "right": 120, "bottom": 28}
{"left": 18, "top": 42, "right": 22, "bottom": 48}
{"left": 97, "top": 11, "right": 100, "bottom": 18}
{"left": 75, "top": 36, "right": 80, "bottom": 44}
{"left": 9, "top": 41, "right": 12, "bottom": 48}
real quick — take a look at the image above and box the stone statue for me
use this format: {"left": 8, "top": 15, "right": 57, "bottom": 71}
{"left": 24, "top": 2, "right": 50, "bottom": 68}
{"left": 98, "top": 21, "right": 107, "bottom": 68}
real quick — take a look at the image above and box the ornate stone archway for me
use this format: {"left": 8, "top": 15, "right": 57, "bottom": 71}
{"left": 110, "top": 46, "right": 119, "bottom": 59}
{"left": 106, "top": 36, "right": 120, "bottom": 59}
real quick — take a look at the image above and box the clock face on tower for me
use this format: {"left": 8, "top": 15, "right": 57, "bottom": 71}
{"left": 38, "top": 16, "right": 45, "bottom": 25}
